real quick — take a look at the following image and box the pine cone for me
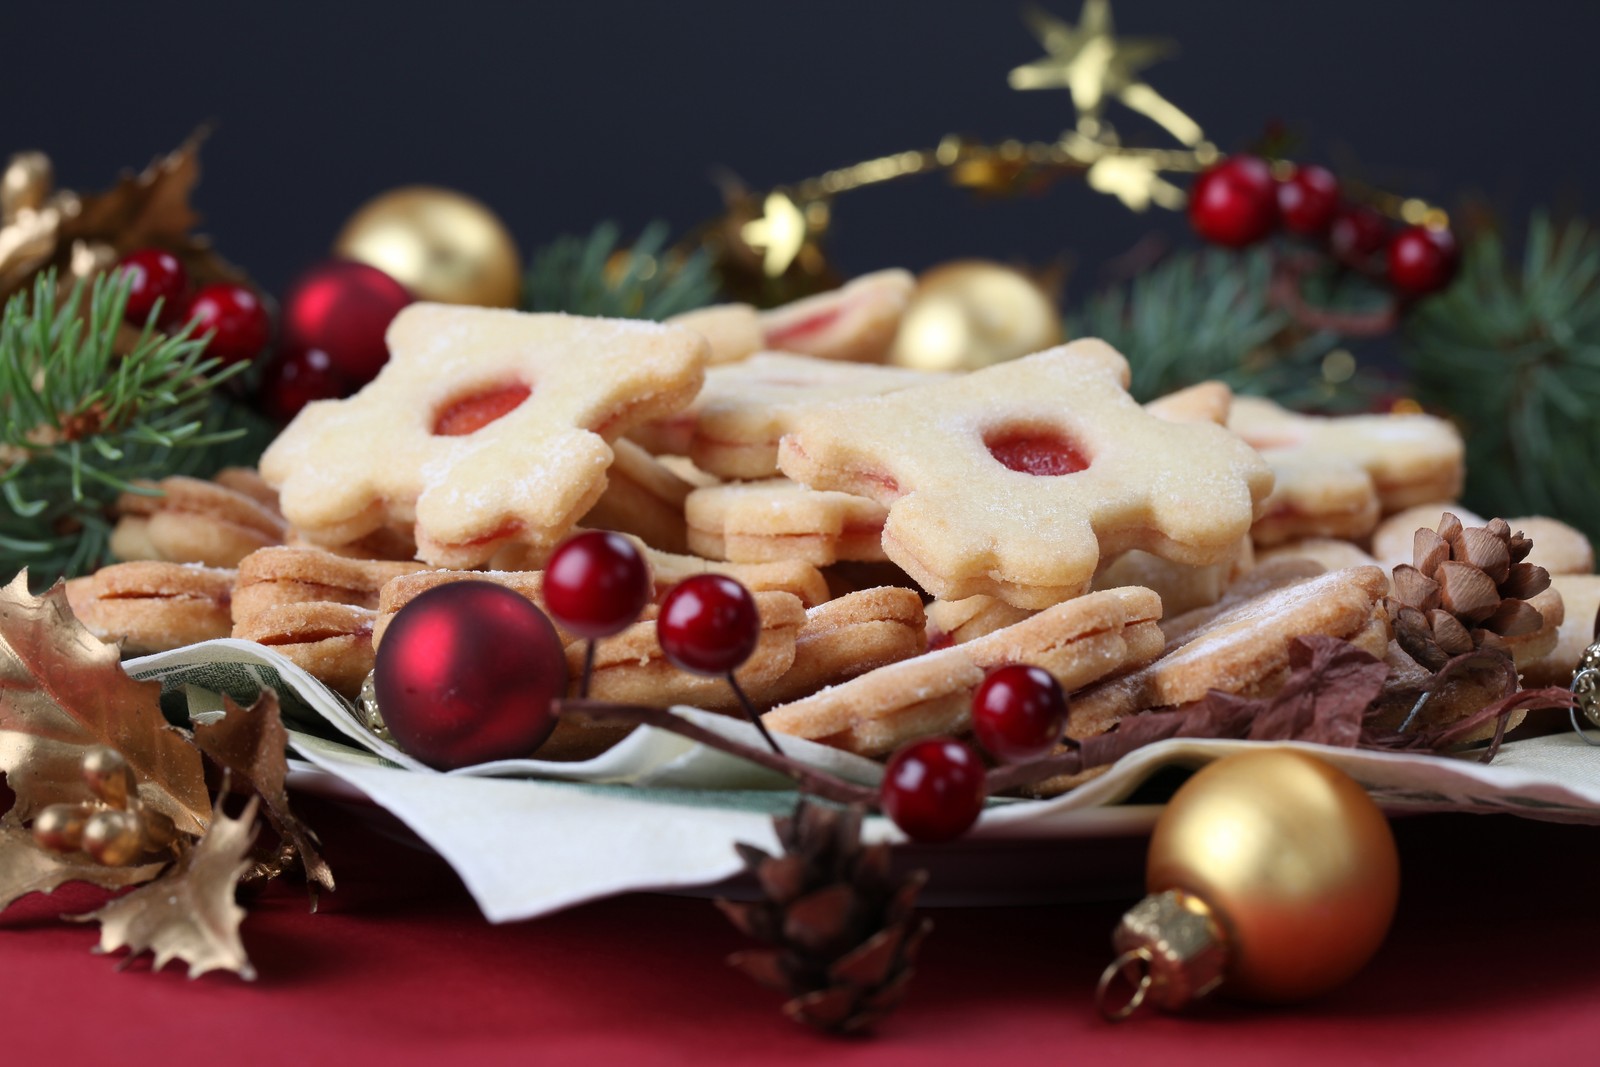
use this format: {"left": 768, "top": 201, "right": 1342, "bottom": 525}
{"left": 1388, "top": 513, "right": 1551, "bottom": 671}
{"left": 717, "top": 802, "right": 932, "bottom": 1034}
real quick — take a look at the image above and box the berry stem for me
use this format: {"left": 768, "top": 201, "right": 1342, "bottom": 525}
{"left": 726, "top": 672, "right": 783, "bottom": 755}
{"left": 1267, "top": 253, "right": 1398, "bottom": 337}
{"left": 580, "top": 639, "right": 597, "bottom": 699}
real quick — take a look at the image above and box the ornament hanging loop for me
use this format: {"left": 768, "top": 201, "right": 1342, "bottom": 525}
{"left": 1095, "top": 946, "right": 1155, "bottom": 1021}
{"left": 1567, "top": 652, "right": 1600, "bottom": 746}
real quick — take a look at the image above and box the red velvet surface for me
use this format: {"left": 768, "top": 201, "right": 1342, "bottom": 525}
{"left": 4, "top": 802, "right": 1598, "bottom": 1066}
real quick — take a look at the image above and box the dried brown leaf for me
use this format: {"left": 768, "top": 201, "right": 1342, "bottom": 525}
{"left": 0, "top": 572, "right": 210, "bottom": 836}
{"left": 191, "top": 691, "right": 333, "bottom": 898}
{"left": 79, "top": 796, "right": 259, "bottom": 980}
{"left": 0, "top": 825, "right": 165, "bottom": 912}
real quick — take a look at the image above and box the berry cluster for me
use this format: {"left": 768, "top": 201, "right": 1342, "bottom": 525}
{"left": 116, "top": 248, "right": 271, "bottom": 364}
{"left": 1188, "top": 156, "right": 1460, "bottom": 297}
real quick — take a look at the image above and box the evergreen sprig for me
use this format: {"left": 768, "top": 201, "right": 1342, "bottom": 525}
{"left": 0, "top": 271, "right": 251, "bottom": 581}
{"left": 522, "top": 221, "right": 717, "bottom": 320}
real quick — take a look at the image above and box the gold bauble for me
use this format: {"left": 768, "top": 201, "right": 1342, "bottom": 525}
{"left": 333, "top": 186, "right": 522, "bottom": 308}
{"left": 1146, "top": 749, "right": 1399, "bottom": 1003}
{"left": 888, "top": 259, "right": 1062, "bottom": 372}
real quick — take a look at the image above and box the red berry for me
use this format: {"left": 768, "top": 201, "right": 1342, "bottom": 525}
{"left": 1328, "top": 205, "right": 1390, "bottom": 268}
{"left": 1189, "top": 155, "right": 1278, "bottom": 247}
{"left": 881, "top": 738, "right": 986, "bottom": 843}
{"left": 657, "top": 574, "right": 760, "bottom": 675}
{"left": 260, "top": 346, "right": 348, "bottom": 422}
{"left": 116, "top": 248, "right": 188, "bottom": 327}
{"left": 1276, "top": 164, "right": 1341, "bottom": 236}
{"left": 544, "top": 531, "right": 652, "bottom": 639}
{"left": 971, "top": 664, "right": 1068, "bottom": 763}
{"left": 374, "top": 581, "right": 568, "bottom": 770}
{"left": 1387, "top": 225, "right": 1460, "bottom": 297}
{"left": 185, "top": 283, "right": 271, "bottom": 365}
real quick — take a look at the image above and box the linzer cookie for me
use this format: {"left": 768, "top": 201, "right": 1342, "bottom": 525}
{"left": 64, "top": 562, "right": 236, "bottom": 653}
{"left": 1245, "top": 454, "right": 1381, "bottom": 546}
{"left": 231, "top": 547, "right": 429, "bottom": 625}
{"left": 777, "top": 340, "right": 1274, "bottom": 609}
{"left": 1523, "top": 574, "right": 1600, "bottom": 686}
{"left": 232, "top": 601, "right": 376, "bottom": 698}
{"left": 1144, "top": 380, "right": 1233, "bottom": 426}
{"left": 1371, "top": 502, "right": 1488, "bottom": 570}
{"left": 685, "top": 478, "right": 888, "bottom": 565}
{"left": 757, "top": 269, "right": 914, "bottom": 363}
{"left": 763, "top": 587, "right": 1163, "bottom": 757}
{"left": 260, "top": 304, "right": 707, "bottom": 568}
{"left": 110, "top": 472, "right": 288, "bottom": 568}
{"left": 1256, "top": 537, "right": 1381, "bottom": 575}
{"left": 748, "top": 587, "right": 927, "bottom": 707}
{"left": 666, "top": 304, "right": 763, "bottom": 365}
{"left": 578, "top": 439, "right": 695, "bottom": 555}
{"left": 1092, "top": 537, "right": 1255, "bottom": 618}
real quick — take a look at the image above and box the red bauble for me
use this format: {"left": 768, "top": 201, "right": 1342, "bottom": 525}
{"left": 1387, "top": 225, "right": 1460, "bottom": 296}
{"left": 116, "top": 248, "right": 188, "bottom": 327}
{"left": 280, "top": 259, "right": 413, "bottom": 387}
{"left": 544, "top": 531, "right": 652, "bottom": 639}
{"left": 657, "top": 574, "right": 760, "bottom": 675}
{"left": 260, "top": 346, "right": 346, "bottom": 422}
{"left": 1276, "top": 164, "right": 1341, "bottom": 236}
{"left": 185, "top": 283, "right": 271, "bottom": 365}
{"left": 1328, "top": 205, "right": 1390, "bottom": 268}
{"left": 373, "top": 581, "right": 568, "bottom": 770}
{"left": 1189, "top": 156, "right": 1278, "bottom": 247}
{"left": 881, "top": 738, "right": 986, "bottom": 843}
{"left": 971, "top": 664, "right": 1067, "bottom": 763}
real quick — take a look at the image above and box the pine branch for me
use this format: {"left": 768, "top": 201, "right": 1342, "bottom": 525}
{"left": 522, "top": 221, "right": 718, "bottom": 320}
{"left": 0, "top": 271, "right": 255, "bottom": 584}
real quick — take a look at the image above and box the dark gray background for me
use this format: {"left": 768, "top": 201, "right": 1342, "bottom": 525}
{"left": 7, "top": 1, "right": 1591, "bottom": 296}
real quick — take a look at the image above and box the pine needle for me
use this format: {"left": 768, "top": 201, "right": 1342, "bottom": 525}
{"left": 522, "top": 221, "right": 717, "bottom": 320}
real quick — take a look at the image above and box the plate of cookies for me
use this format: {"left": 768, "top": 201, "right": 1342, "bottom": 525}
{"left": 71, "top": 268, "right": 1600, "bottom": 917}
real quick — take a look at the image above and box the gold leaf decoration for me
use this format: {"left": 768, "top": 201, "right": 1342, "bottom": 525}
{"left": 192, "top": 691, "right": 334, "bottom": 900}
{"left": 80, "top": 796, "right": 259, "bottom": 980}
{"left": 0, "top": 571, "right": 211, "bottom": 836}
{"left": 0, "top": 825, "right": 165, "bottom": 912}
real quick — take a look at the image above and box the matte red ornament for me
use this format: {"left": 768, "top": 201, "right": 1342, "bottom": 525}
{"left": 1188, "top": 156, "right": 1278, "bottom": 248}
{"left": 116, "top": 248, "right": 189, "bottom": 327}
{"left": 1387, "top": 225, "right": 1460, "bottom": 296}
{"left": 972, "top": 664, "right": 1068, "bottom": 763}
{"left": 1276, "top": 164, "right": 1341, "bottom": 236}
{"left": 373, "top": 581, "right": 568, "bottom": 770}
{"left": 185, "top": 282, "right": 272, "bottom": 365}
{"left": 657, "top": 574, "right": 761, "bottom": 675}
{"left": 544, "top": 531, "right": 652, "bottom": 639}
{"left": 881, "top": 738, "right": 986, "bottom": 843}
{"left": 280, "top": 259, "right": 413, "bottom": 387}
{"left": 1328, "top": 205, "right": 1390, "bottom": 268}
{"left": 260, "top": 346, "right": 346, "bottom": 422}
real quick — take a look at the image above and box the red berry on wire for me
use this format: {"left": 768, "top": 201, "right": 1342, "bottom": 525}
{"left": 260, "top": 346, "right": 348, "bottom": 422}
{"left": 544, "top": 531, "right": 652, "bottom": 639}
{"left": 185, "top": 282, "right": 272, "bottom": 365}
{"left": 1328, "top": 205, "right": 1390, "bottom": 268}
{"left": 1386, "top": 224, "right": 1460, "bottom": 297}
{"left": 881, "top": 738, "right": 986, "bottom": 843}
{"left": 1188, "top": 155, "right": 1278, "bottom": 247}
{"left": 1276, "top": 164, "right": 1341, "bottom": 236}
{"left": 116, "top": 248, "right": 189, "bottom": 327}
{"left": 657, "top": 574, "right": 761, "bottom": 675}
{"left": 971, "top": 664, "right": 1068, "bottom": 763}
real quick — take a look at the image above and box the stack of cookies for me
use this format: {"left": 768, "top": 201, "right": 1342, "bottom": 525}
{"left": 64, "top": 269, "right": 1598, "bottom": 790}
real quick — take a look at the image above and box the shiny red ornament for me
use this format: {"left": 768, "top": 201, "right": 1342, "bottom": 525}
{"left": 185, "top": 282, "right": 271, "bottom": 365}
{"left": 1328, "top": 205, "right": 1390, "bottom": 268}
{"left": 544, "top": 531, "right": 652, "bottom": 639}
{"left": 657, "top": 574, "right": 760, "bottom": 675}
{"left": 1387, "top": 225, "right": 1460, "bottom": 296}
{"left": 280, "top": 259, "right": 413, "bottom": 387}
{"left": 116, "top": 248, "right": 188, "bottom": 327}
{"left": 1188, "top": 156, "right": 1278, "bottom": 248}
{"left": 260, "top": 346, "right": 345, "bottom": 422}
{"left": 1276, "top": 164, "right": 1341, "bottom": 236}
{"left": 373, "top": 581, "right": 568, "bottom": 770}
{"left": 881, "top": 738, "right": 986, "bottom": 843}
{"left": 971, "top": 664, "right": 1068, "bottom": 763}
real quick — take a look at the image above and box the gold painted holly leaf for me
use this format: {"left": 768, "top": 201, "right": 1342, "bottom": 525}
{"left": 192, "top": 691, "right": 334, "bottom": 899}
{"left": 81, "top": 796, "right": 259, "bottom": 980}
{"left": 0, "top": 825, "right": 166, "bottom": 912}
{"left": 0, "top": 571, "right": 210, "bottom": 836}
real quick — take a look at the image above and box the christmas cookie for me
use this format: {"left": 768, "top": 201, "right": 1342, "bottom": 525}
{"left": 1371, "top": 502, "right": 1488, "bottom": 570}
{"left": 231, "top": 547, "right": 429, "bottom": 626}
{"left": 578, "top": 439, "right": 695, "bottom": 555}
{"left": 260, "top": 304, "right": 708, "bottom": 568}
{"left": 1144, "top": 380, "right": 1233, "bottom": 426}
{"left": 1256, "top": 537, "right": 1381, "bottom": 575}
{"left": 1246, "top": 454, "right": 1382, "bottom": 546}
{"left": 64, "top": 562, "right": 236, "bottom": 654}
{"left": 1522, "top": 574, "right": 1600, "bottom": 687}
{"left": 110, "top": 472, "right": 287, "bottom": 568}
{"left": 1093, "top": 537, "right": 1256, "bottom": 618}
{"left": 758, "top": 269, "right": 915, "bottom": 363}
{"left": 777, "top": 341, "right": 1274, "bottom": 609}
{"left": 1507, "top": 516, "right": 1594, "bottom": 575}
{"left": 762, "top": 587, "right": 1164, "bottom": 757}
{"left": 685, "top": 478, "right": 888, "bottom": 565}
{"left": 924, "top": 595, "right": 1033, "bottom": 649}
{"left": 748, "top": 587, "right": 927, "bottom": 707}
{"left": 666, "top": 304, "right": 763, "bottom": 365}
{"left": 232, "top": 601, "right": 376, "bottom": 698}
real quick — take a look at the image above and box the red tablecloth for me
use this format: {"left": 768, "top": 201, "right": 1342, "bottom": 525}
{"left": 5, "top": 802, "right": 1598, "bottom": 1066}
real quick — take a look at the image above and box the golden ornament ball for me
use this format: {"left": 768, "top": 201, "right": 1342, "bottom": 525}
{"left": 888, "top": 259, "right": 1062, "bottom": 372}
{"left": 1145, "top": 749, "right": 1399, "bottom": 1004}
{"left": 333, "top": 186, "right": 522, "bottom": 308}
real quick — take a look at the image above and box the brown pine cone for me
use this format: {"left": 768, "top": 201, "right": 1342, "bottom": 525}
{"left": 716, "top": 802, "right": 932, "bottom": 1034}
{"left": 1388, "top": 512, "right": 1551, "bottom": 671}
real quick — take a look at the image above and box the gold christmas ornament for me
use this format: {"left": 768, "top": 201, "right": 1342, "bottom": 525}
{"left": 1098, "top": 749, "right": 1399, "bottom": 1018}
{"left": 889, "top": 260, "right": 1063, "bottom": 371}
{"left": 334, "top": 186, "right": 523, "bottom": 308}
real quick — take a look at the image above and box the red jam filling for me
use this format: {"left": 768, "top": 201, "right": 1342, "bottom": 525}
{"left": 764, "top": 306, "right": 843, "bottom": 346}
{"left": 432, "top": 384, "right": 532, "bottom": 436}
{"left": 984, "top": 429, "right": 1089, "bottom": 476}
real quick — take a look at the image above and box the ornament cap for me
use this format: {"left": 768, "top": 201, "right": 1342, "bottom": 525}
{"left": 1098, "top": 889, "right": 1227, "bottom": 1019}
